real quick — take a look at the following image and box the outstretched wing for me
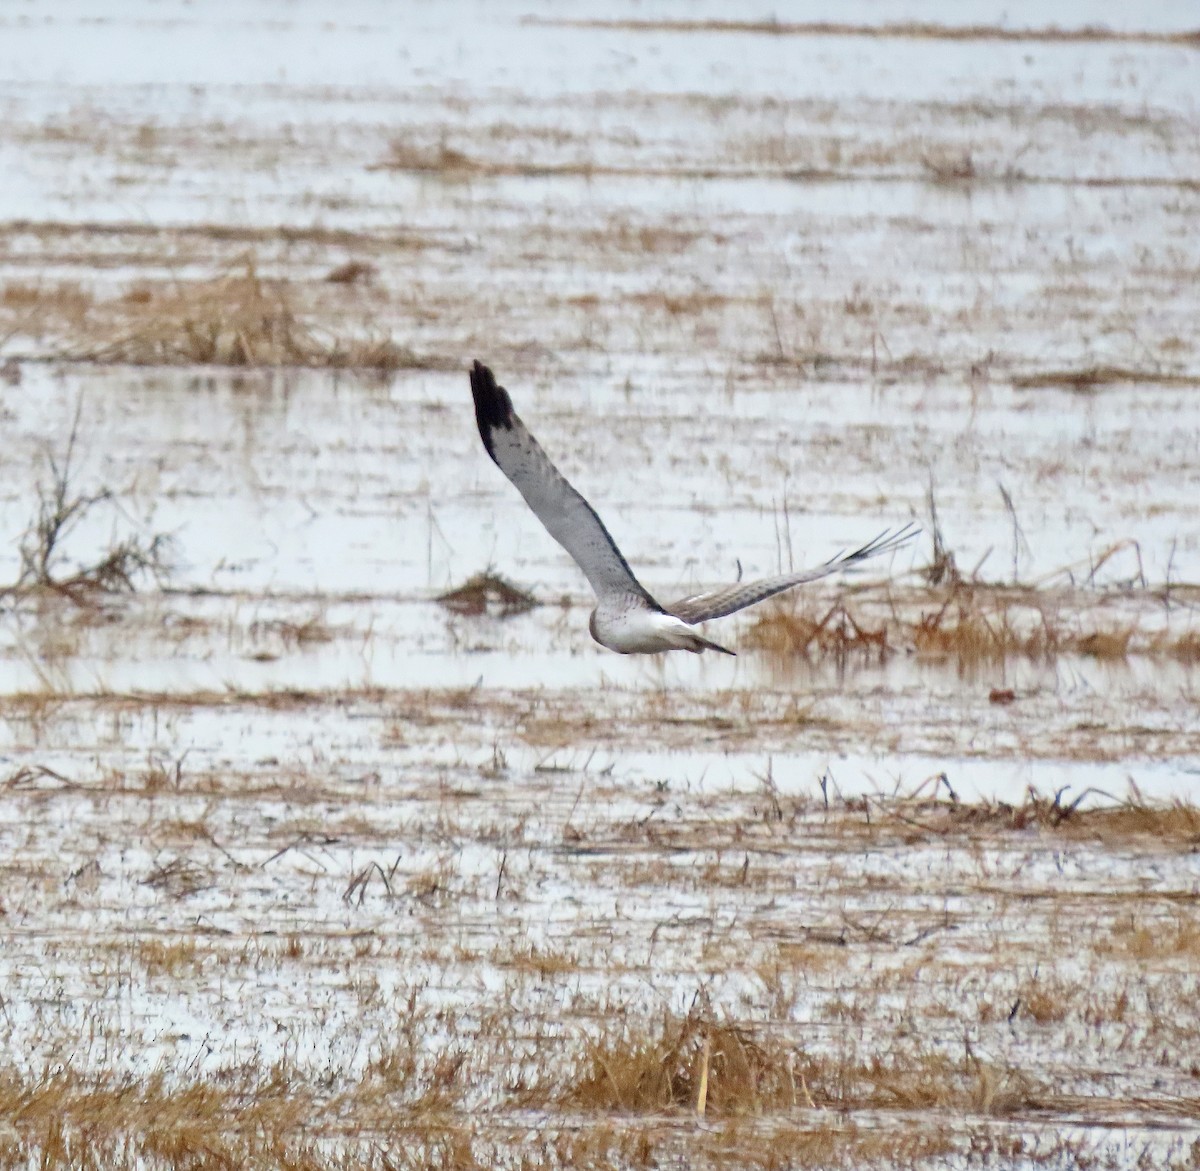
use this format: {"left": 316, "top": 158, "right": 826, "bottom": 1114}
{"left": 470, "top": 361, "right": 658, "bottom": 607}
{"left": 666, "top": 523, "right": 919, "bottom": 625}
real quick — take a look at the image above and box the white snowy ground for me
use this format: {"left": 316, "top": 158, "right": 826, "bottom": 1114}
{"left": 0, "top": 2, "right": 1198, "bottom": 1167}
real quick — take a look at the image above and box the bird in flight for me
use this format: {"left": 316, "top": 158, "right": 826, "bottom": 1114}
{"left": 470, "top": 361, "right": 916, "bottom": 656}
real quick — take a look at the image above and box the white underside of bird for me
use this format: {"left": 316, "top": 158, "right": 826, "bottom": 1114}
{"left": 588, "top": 602, "right": 731, "bottom": 655}
{"left": 469, "top": 361, "right": 916, "bottom": 656}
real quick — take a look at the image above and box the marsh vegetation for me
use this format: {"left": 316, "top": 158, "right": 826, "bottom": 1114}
{"left": 0, "top": 2, "right": 1197, "bottom": 1167}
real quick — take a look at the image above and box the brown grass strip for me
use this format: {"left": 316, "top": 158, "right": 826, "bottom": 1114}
{"left": 367, "top": 143, "right": 1200, "bottom": 192}
{"left": 369, "top": 145, "right": 827, "bottom": 183}
{"left": 1012, "top": 366, "right": 1200, "bottom": 390}
{"left": 0, "top": 218, "right": 427, "bottom": 250}
{"left": 529, "top": 18, "right": 1200, "bottom": 48}
{"left": 880, "top": 790, "right": 1200, "bottom": 848}
{"left": 0, "top": 1060, "right": 1062, "bottom": 1170}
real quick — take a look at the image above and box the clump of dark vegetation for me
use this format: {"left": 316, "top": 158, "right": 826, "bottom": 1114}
{"left": 324, "top": 259, "right": 378, "bottom": 285}
{"left": 921, "top": 148, "right": 977, "bottom": 185}
{"left": 438, "top": 571, "right": 539, "bottom": 617}
{"left": 380, "top": 139, "right": 479, "bottom": 176}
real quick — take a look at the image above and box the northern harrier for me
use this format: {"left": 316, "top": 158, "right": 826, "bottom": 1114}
{"left": 470, "top": 361, "right": 915, "bottom": 656}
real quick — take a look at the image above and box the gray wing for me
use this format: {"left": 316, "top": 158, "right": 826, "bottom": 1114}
{"left": 666, "top": 523, "right": 919, "bottom": 625}
{"left": 470, "top": 361, "right": 658, "bottom": 607}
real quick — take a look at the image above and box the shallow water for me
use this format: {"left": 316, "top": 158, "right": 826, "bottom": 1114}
{"left": 0, "top": 2, "right": 1199, "bottom": 1167}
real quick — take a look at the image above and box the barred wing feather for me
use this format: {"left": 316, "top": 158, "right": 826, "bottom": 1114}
{"left": 666, "top": 524, "right": 918, "bottom": 625}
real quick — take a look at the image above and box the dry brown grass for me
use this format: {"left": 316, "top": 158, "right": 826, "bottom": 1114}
{"left": 743, "top": 580, "right": 1167, "bottom": 667}
{"left": 3, "top": 216, "right": 429, "bottom": 250}
{"left": 629, "top": 289, "right": 729, "bottom": 316}
{"left": 1165, "top": 629, "right": 1200, "bottom": 662}
{"left": 61, "top": 258, "right": 430, "bottom": 370}
{"left": 377, "top": 139, "right": 635, "bottom": 183}
{"left": 380, "top": 139, "right": 482, "bottom": 176}
{"left": 1012, "top": 365, "right": 1200, "bottom": 391}
{"left": 568, "top": 1003, "right": 1040, "bottom": 1120}
{"left": 913, "top": 584, "right": 1056, "bottom": 661}
{"left": 921, "top": 149, "right": 978, "bottom": 185}
{"left": 0, "top": 1060, "right": 1013, "bottom": 1170}
{"left": 588, "top": 222, "right": 701, "bottom": 256}
{"left": 911, "top": 576, "right": 1199, "bottom": 663}
{"left": 567, "top": 1001, "right": 799, "bottom": 1116}
{"left": 139, "top": 937, "right": 202, "bottom": 978}
{"left": 248, "top": 614, "right": 337, "bottom": 654}
{"left": 743, "top": 598, "right": 892, "bottom": 662}
{"left": 532, "top": 18, "right": 1200, "bottom": 48}
{"left": 1099, "top": 910, "right": 1200, "bottom": 960}
{"left": 1, "top": 280, "right": 95, "bottom": 336}
{"left": 745, "top": 487, "right": 1199, "bottom": 667}
{"left": 374, "top": 140, "right": 755, "bottom": 186}
{"left": 886, "top": 789, "right": 1200, "bottom": 849}
{"left": 0, "top": 1067, "right": 320, "bottom": 1171}
{"left": 3, "top": 782, "right": 1198, "bottom": 1168}
{"left": 498, "top": 943, "right": 580, "bottom": 978}
{"left": 141, "top": 855, "right": 213, "bottom": 899}
{"left": 325, "top": 259, "right": 378, "bottom": 285}
{"left": 849, "top": 1051, "right": 1036, "bottom": 1116}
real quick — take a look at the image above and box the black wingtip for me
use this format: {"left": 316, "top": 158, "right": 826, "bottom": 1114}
{"left": 469, "top": 360, "right": 515, "bottom": 461}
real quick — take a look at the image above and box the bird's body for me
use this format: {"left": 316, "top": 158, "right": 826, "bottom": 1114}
{"left": 589, "top": 599, "right": 734, "bottom": 656}
{"left": 469, "top": 361, "right": 915, "bottom": 656}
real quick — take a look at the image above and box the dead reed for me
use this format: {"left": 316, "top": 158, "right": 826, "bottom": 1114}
{"left": 5, "top": 405, "right": 173, "bottom": 603}
{"left": 930, "top": 788, "right": 1200, "bottom": 845}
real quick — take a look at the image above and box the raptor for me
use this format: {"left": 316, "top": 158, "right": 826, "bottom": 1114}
{"left": 470, "top": 360, "right": 916, "bottom": 656}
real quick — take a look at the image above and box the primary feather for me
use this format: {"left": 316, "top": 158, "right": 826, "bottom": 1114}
{"left": 468, "top": 360, "right": 916, "bottom": 656}
{"left": 469, "top": 361, "right": 659, "bottom": 609}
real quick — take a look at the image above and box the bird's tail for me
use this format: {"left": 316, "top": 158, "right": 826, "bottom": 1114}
{"left": 681, "top": 630, "right": 736, "bottom": 656}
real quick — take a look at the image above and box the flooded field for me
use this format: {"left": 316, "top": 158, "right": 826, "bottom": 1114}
{"left": 0, "top": 2, "right": 1198, "bottom": 1167}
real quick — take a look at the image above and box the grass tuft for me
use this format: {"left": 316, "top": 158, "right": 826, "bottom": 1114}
{"left": 568, "top": 1001, "right": 799, "bottom": 1116}
{"left": 66, "top": 257, "right": 428, "bottom": 371}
